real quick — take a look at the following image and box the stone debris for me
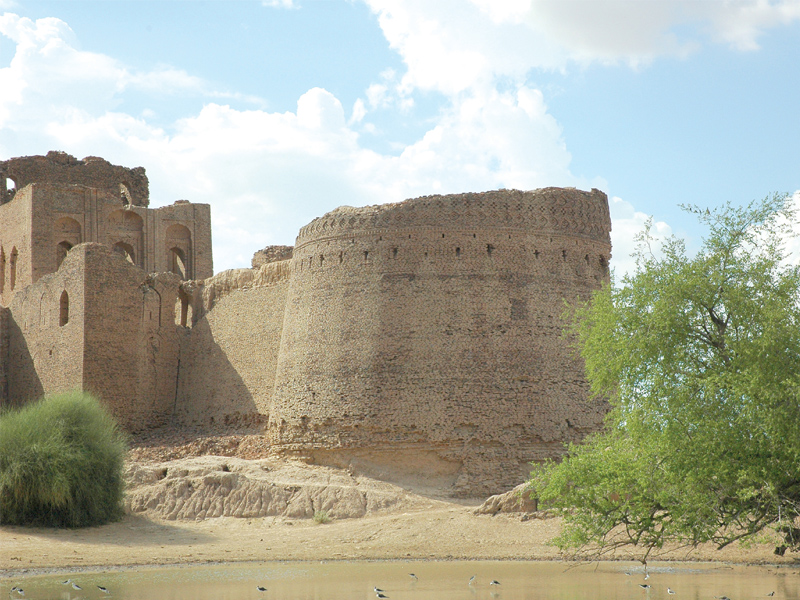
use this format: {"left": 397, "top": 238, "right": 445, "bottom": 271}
{"left": 474, "top": 482, "right": 538, "bottom": 515}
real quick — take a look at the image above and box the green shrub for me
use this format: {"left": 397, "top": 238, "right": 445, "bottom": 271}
{"left": 0, "top": 391, "right": 128, "bottom": 528}
{"left": 313, "top": 510, "right": 331, "bottom": 524}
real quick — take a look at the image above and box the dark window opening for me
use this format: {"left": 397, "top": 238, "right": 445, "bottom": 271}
{"left": 9, "top": 247, "right": 17, "bottom": 290}
{"left": 487, "top": 244, "right": 494, "bottom": 256}
{"left": 59, "top": 290, "right": 69, "bottom": 326}
{"left": 561, "top": 250, "right": 567, "bottom": 260}
{"left": 455, "top": 247, "right": 461, "bottom": 257}
{"left": 339, "top": 252, "right": 343, "bottom": 264}
{"left": 56, "top": 241, "right": 73, "bottom": 270}
{"left": 392, "top": 247, "right": 398, "bottom": 259}
{"left": 114, "top": 242, "right": 136, "bottom": 265}
{"left": 364, "top": 250, "right": 369, "bottom": 261}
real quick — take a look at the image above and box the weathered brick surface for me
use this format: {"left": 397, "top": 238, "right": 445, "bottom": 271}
{"left": 252, "top": 245, "right": 293, "bottom": 268}
{"left": 1, "top": 151, "right": 149, "bottom": 206}
{"left": 0, "top": 153, "right": 211, "bottom": 431}
{"left": 265, "top": 187, "right": 612, "bottom": 495}
{"left": 0, "top": 152, "right": 614, "bottom": 496}
{"left": 0, "top": 153, "right": 212, "bottom": 308}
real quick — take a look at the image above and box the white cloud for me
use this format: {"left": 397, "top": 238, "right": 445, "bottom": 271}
{"left": 262, "top": 0, "right": 296, "bottom": 7}
{"left": 362, "top": 0, "right": 800, "bottom": 97}
{"left": 5, "top": 3, "right": 792, "bottom": 275}
{"left": 608, "top": 196, "right": 674, "bottom": 281}
{"left": 0, "top": 13, "right": 244, "bottom": 133}
{"left": 771, "top": 190, "right": 800, "bottom": 266}
{"left": 1, "top": 10, "right": 588, "bottom": 272}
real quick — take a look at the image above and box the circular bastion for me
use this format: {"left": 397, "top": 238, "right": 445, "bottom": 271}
{"left": 269, "top": 188, "right": 612, "bottom": 496}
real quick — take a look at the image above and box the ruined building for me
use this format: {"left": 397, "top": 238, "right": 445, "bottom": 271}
{"left": 0, "top": 152, "right": 612, "bottom": 496}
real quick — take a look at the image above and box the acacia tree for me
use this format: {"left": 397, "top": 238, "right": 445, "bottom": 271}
{"left": 530, "top": 193, "right": 800, "bottom": 559}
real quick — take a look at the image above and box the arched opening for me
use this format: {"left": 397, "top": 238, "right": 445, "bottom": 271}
{"left": 59, "top": 290, "right": 69, "bottom": 326}
{"left": 169, "top": 247, "right": 187, "bottom": 279}
{"left": 3, "top": 176, "right": 16, "bottom": 203}
{"left": 107, "top": 210, "right": 143, "bottom": 267}
{"left": 176, "top": 287, "right": 192, "bottom": 327}
{"left": 108, "top": 209, "right": 144, "bottom": 231}
{"left": 9, "top": 247, "right": 17, "bottom": 290}
{"left": 165, "top": 224, "right": 192, "bottom": 280}
{"left": 56, "top": 241, "right": 73, "bottom": 269}
{"left": 113, "top": 241, "right": 136, "bottom": 264}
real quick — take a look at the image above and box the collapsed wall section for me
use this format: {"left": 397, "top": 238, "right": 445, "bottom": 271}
{"left": 270, "top": 188, "right": 612, "bottom": 496}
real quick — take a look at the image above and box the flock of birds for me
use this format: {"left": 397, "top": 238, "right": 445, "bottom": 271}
{"left": 8, "top": 580, "right": 111, "bottom": 598}
{"left": 5, "top": 571, "right": 780, "bottom": 598}
{"left": 253, "top": 573, "right": 502, "bottom": 597}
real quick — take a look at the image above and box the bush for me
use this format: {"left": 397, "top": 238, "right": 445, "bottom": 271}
{"left": 313, "top": 510, "right": 331, "bottom": 524}
{"left": 0, "top": 392, "right": 128, "bottom": 527}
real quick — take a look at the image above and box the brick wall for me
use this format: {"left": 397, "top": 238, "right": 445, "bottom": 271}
{"left": 268, "top": 188, "right": 612, "bottom": 495}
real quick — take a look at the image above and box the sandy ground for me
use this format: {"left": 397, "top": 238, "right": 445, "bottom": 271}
{"left": 2, "top": 435, "right": 799, "bottom": 577}
{"left": 2, "top": 499, "right": 798, "bottom": 578}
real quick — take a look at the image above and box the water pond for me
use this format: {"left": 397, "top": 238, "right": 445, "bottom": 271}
{"left": 5, "top": 560, "right": 795, "bottom": 600}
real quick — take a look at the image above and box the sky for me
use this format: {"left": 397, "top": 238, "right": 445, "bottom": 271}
{"left": 1, "top": 0, "right": 799, "bottom": 276}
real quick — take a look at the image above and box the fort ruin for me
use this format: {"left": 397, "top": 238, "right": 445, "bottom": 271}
{"left": 0, "top": 152, "right": 612, "bottom": 496}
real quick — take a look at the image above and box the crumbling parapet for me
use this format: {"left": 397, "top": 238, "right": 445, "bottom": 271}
{"left": 252, "top": 245, "right": 293, "bottom": 268}
{"left": 0, "top": 151, "right": 150, "bottom": 207}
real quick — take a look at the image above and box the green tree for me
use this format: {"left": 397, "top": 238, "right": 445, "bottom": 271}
{"left": 0, "top": 391, "right": 128, "bottom": 527}
{"left": 530, "top": 193, "right": 800, "bottom": 559}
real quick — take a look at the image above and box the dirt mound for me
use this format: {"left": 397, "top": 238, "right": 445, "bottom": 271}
{"left": 125, "top": 456, "right": 415, "bottom": 521}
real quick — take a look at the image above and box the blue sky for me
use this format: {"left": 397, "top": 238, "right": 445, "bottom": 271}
{"left": 1, "top": 0, "right": 799, "bottom": 274}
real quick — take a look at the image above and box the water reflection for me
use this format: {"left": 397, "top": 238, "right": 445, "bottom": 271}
{"left": 5, "top": 560, "right": 796, "bottom": 600}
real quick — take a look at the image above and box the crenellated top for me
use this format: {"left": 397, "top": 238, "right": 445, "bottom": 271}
{"left": 295, "top": 188, "right": 611, "bottom": 248}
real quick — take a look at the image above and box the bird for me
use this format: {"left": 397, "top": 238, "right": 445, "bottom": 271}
{"left": 10, "top": 588, "right": 23, "bottom": 597}
{"left": 376, "top": 593, "right": 389, "bottom": 599}
{"left": 767, "top": 593, "right": 775, "bottom": 597}
{"left": 490, "top": 580, "right": 500, "bottom": 585}
{"left": 97, "top": 586, "right": 110, "bottom": 594}
{"left": 639, "top": 584, "right": 651, "bottom": 590}
{"left": 667, "top": 588, "right": 676, "bottom": 595}
{"left": 72, "top": 582, "right": 83, "bottom": 591}
{"left": 409, "top": 574, "right": 418, "bottom": 580}
{"left": 374, "top": 587, "right": 385, "bottom": 593}
{"left": 256, "top": 586, "right": 267, "bottom": 592}
{"left": 469, "top": 575, "right": 476, "bottom": 585}
{"left": 61, "top": 580, "right": 72, "bottom": 585}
